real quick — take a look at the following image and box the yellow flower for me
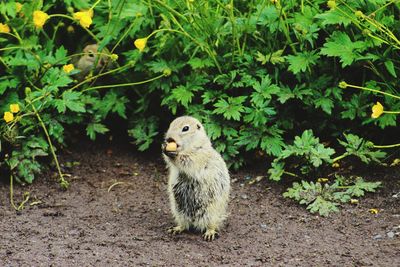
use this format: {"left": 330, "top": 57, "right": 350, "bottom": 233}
{"left": 368, "top": 208, "right": 378, "bottom": 214}
{"left": 33, "top": 10, "right": 49, "bottom": 29}
{"left": 371, "top": 102, "right": 384, "bottom": 119}
{"left": 3, "top": 111, "right": 14, "bottom": 123}
{"left": 10, "top": 104, "right": 20, "bottom": 113}
{"left": 0, "top": 23, "right": 10, "bottom": 33}
{"left": 134, "top": 38, "right": 148, "bottom": 52}
{"left": 16, "top": 3, "right": 23, "bottom": 13}
{"left": 63, "top": 64, "right": 75, "bottom": 74}
{"left": 73, "top": 10, "right": 93, "bottom": 28}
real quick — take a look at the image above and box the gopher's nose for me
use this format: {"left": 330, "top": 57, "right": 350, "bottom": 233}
{"left": 166, "top": 137, "right": 175, "bottom": 143}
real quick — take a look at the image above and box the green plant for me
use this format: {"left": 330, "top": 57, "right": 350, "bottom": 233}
{"left": 0, "top": 0, "right": 398, "bottom": 207}
{"left": 283, "top": 176, "right": 381, "bottom": 216}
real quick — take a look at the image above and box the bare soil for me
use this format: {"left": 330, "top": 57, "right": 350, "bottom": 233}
{"left": 0, "top": 141, "right": 399, "bottom": 266}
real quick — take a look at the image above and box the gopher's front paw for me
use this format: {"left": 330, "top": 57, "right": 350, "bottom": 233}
{"left": 203, "top": 229, "right": 218, "bottom": 241}
{"left": 167, "top": 225, "right": 185, "bottom": 235}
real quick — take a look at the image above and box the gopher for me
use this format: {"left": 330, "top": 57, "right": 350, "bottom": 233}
{"left": 162, "top": 116, "right": 230, "bottom": 241}
{"left": 72, "top": 44, "right": 113, "bottom": 81}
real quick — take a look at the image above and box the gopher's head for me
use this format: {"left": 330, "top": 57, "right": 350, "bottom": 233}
{"left": 162, "top": 116, "right": 211, "bottom": 158}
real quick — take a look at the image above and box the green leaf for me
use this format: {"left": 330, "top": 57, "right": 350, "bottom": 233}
{"left": 320, "top": 31, "right": 366, "bottom": 67}
{"left": 268, "top": 160, "right": 285, "bottom": 181}
{"left": 86, "top": 123, "right": 109, "bottom": 140}
{"left": 286, "top": 51, "right": 319, "bottom": 74}
{"left": 128, "top": 117, "right": 159, "bottom": 151}
{"left": 315, "top": 9, "right": 352, "bottom": 26}
{"left": 172, "top": 85, "right": 194, "bottom": 108}
{"left": 314, "top": 97, "right": 334, "bottom": 114}
{"left": 213, "top": 96, "right": 247, "bottom": 121}
{"left": 62, "top": 91, "right": 86, "bottom": 113}
{"left": 384, "top": 60, "right": 397, "bottom": 78}
{"left": 307, "top": 196, "right": 339, "bottom": 216}
{"left": 256, "top": 49, "right": 285, "bottom": 65}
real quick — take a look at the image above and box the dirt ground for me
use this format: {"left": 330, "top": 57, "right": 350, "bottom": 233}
{"left": 0, "top": 141, "right": 399, "bottom": 266}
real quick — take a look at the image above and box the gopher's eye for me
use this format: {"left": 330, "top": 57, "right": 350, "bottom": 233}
{"left": 182, "top": 126, "right": 189, "bottom": 132}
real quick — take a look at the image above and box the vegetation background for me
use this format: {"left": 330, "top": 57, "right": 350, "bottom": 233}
{"left": 0, "top": 0, "right": 399, "bottom": 214}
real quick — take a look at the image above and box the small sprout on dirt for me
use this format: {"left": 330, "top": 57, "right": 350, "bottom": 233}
{"left": 317, "top": 178, "right": 329, "bottom": 183}
{"left": 30, "top": 200, "right": 43, "bottom": 206}
{"left": 108, "top": 181, "right": 125, "bottom": 192}
{"left": 248, "top": 176, "right": 265, "bottom": 185}
{"left": 390, "top": 159, "right": 400, "bottom": 166}
{"left": 332, "top": 162, "right": 340, "bottom": 168}
{"left": 60, "top": 179, "right": 69, "bottom": 189}
{"left": 350, "top": 199, "right": 359, "bottom": 204}
{"left": 369, "top": 208, "right": 379, "bottom": 214}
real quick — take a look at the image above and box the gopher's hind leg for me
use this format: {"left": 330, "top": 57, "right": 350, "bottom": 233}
{"left": 167, "top": 225, "right": 186, "bottom": 235}
{"left": 203, "top": 227, "right": 218, "bottom": 241}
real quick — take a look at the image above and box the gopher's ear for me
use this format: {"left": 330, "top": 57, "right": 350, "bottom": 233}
{"left": 197, "top": 124, "right": 201, "bottom": 130}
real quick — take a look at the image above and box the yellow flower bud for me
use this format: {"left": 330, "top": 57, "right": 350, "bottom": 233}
{"left": 33, "top": 10, "right": 49, "bottom": 29}
{"left": 3, "top": 111, "right": 14, "bottom": 123}
{"left": 10, "top": 104, "right": 20, "bottom": 113}
{"left": 111, "top": 54, "right": 119, "bottom": 61}
{"left": 338, "top": 81, "right": 348, "bottom": 89}
{"left": 355, "top": 10, "right": 364, "bottom": 18}
{"left": 67, "top": 25, "right": 75, "bottom": 33}
{"left": 163, "top": 68, "right": 172, "bottom": 76}
{"left": 63, "top": 64, "right": 75, "bottom": 74}
{"left": 327, "top": 0, "right": 336, "bottom": 9}
{"left": 371, "top": 102, "right": 384, "bottom": 119}
{"left": 134, "top": 38, "right": 148, "bottom": 52}
{"left": 0, "top": 23, "right": 10, "bottom": 33}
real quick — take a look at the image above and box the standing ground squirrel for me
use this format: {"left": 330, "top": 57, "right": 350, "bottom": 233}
{"left": 162, "top": 116, "right": 230, "bottom": 241}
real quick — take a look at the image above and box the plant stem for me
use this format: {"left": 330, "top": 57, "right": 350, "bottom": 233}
{"left": 29, "top": 100, "right": 69, "bottom": 189}
{"left": 373, "top": 143, "right": 400, "bottom": 148}
{"left": 82, "top": 73, "right": 165, "bottom": 92}
{"left": 332, "top": 153, "right": 348, "bottom": 163}
{"left": 345, "top": 83, "right": 400, "bottom": 100}
{"left": 9, "top": 175, "right": 30, "bottom": 211}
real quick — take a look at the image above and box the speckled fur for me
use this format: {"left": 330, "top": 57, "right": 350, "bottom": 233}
{"left": 162, "top": 116, "right": 230, "bottom": 240}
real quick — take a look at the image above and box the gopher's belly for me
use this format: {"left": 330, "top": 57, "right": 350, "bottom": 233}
{"left": 172, "top": 172, "right": 213, "bottom": 218}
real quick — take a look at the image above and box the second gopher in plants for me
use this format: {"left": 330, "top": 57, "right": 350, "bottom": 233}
{"left": 162, "top": 116, "right": 230, "bottom": 241}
